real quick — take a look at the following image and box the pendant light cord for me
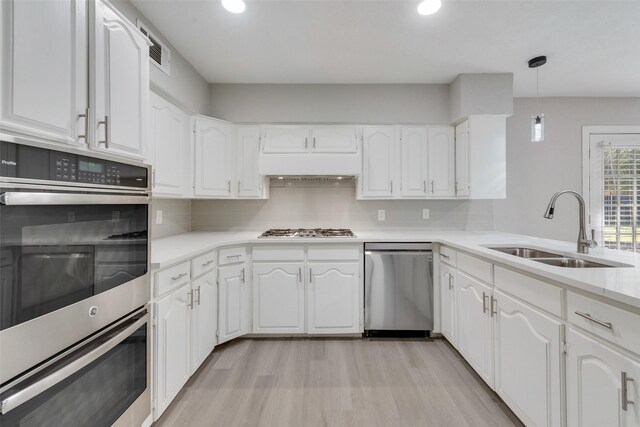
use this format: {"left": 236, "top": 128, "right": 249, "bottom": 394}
{"left": 536, "top": 67, "right": 540, "bottom": 115}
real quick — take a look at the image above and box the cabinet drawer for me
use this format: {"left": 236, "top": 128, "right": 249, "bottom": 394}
{"left": 191, "top": 250, "right": 216, "bottom": 278}
{"left": 156, "top": 261, "right": 191, "bottom": 297}
{"left": 568, "top": 291, "right": 640, "bottom": 355}
{"left": 252, "top": 245, "right": 305, "bottom": 261}
{"left": 439, "top": 246, "right": 457, "bottom": 266}
{"left": 457, "top": 252, "right": 493, "bottom": 284}
{"left": 308, "top": 245, "right": 360, "bottom": 261}
{"left": 494, "top": 267, "right": 563, "bottom": 318}
{"left": 218, "top": 246, "right": 247, "bottom": 265}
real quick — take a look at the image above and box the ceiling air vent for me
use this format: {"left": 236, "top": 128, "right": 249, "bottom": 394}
{"left": 137, "top": 20, "right": 171, "bottom": 76}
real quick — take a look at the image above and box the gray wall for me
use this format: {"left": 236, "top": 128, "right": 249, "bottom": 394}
{"left": 192, "top": 183, "right": 494, "bottom": 232}
{"left": 111, "top": 0, "right": 210, "bottom": 114}
{"left": 151, "top": 199, "right": 192, "bottom": 239}
{"left": 209, "top": 84, "right": 450, "bottom": 124}
{"left": 495, "top": 97, "right": 640, "bottom": 242}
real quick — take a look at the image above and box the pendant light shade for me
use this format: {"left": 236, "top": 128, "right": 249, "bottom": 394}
{"left": 528, "top": 56, "right": 547, "bottom": 143}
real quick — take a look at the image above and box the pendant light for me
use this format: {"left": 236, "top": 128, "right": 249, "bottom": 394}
{"left": 528, "top": 56, "right": 547, "bottom": 142}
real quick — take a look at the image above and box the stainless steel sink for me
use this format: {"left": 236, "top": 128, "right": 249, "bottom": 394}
{"left": 487, "top": 246, "right": 564, "bottom": 259}
{"left": 533, "top": 258, "right": 617, "bottom": 268}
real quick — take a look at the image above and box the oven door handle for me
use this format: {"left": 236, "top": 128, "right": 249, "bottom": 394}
{"left": 0, "top": 313, "right": 149, "bottom": 415}
{"left": 0, "top": 192, "right": 149, "bottom": 206}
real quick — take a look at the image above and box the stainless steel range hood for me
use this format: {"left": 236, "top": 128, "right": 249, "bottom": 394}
{"left": 258, "top": 152, "right": 361, "bottom": 176}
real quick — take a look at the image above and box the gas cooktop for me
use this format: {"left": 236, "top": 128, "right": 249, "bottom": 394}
{"left": 259, "top": 228, "right": 356, "bottom": 238}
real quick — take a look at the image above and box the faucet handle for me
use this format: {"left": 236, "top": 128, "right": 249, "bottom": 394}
{"left": 589, "top": 229, "right": 598, "bottom": 248}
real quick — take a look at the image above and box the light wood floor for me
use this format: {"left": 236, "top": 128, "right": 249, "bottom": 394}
{"left": 155, "top": 338, "right": 524, "bottom": 427}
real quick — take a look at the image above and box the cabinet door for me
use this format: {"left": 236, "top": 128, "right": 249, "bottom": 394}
{"left": 155, "top": 283, "right": 191, "bottom": 417}
{"left": 237, "top": 126, "right": 265, "bottom": 198}
{"left": 193, "top": 117, "right": 234, "bottom": 197}
{"left": 262, "top": 126, "right": 309, "bottom": 153}
{"left": 308, "top": 262, "right": 360, "bottom": 334}
{"left": 149, "top": 92, "right": 189, "bottom": 196}
{"left": 361, "top": 127, "right": 395, "bottom": 198}
{"left": 567, "top": 328, "right": 640, "bottom": 427}
{"left": 440, "top": 263, "right": 457, "bottom": 347}
{"left": 93, "top": 0, "right": 149, "bottom": 159}
{"left": 455, "top": 120, "right": 470, "bottom": 197}
{"left": 493, "top": 290, "right": 562, "bottom": 427}
{"left": 218, "top": 264, "right": 247, "bottom": 344}
{"left": 191, "top": 271, "right": 217, "bottom": 373}
{"left": 456, "top": 271, "right": 493, "bottom": 386}
{"left": 401, "top": 127, "right": 429, "bottom": 197}
{"left": 0, "top": 0, "right": 87, "bottom": 145}
{"left": 310, "top": 127, "right": 358, "bottom": 153}
{"left": 427, "top": 126, "right": 455, "bottom": 197}
{"left": 253, "top": 263, "right": 304, "bottom": 334}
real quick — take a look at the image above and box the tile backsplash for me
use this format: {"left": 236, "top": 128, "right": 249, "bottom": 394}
{"left": 191, "top": 183, "right": 494, "bottom": 232}
{"left": 151, "top": 198, "right": 192, "bottom": 238}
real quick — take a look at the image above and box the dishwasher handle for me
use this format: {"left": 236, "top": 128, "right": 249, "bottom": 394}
{"left": 365, "top": 251, "right": 433, "bottom": 256}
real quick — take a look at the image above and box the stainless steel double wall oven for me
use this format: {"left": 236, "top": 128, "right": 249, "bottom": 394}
{"left": 0, "top": 140, "right": 151, "bottom": 426}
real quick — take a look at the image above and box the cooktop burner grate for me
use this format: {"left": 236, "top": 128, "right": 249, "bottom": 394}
{"left": 259, "top": 228, "right": 356, "bottom": 238}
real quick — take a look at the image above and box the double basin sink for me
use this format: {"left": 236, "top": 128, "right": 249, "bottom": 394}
{"left": 487, "top": 246, "right": 622, "bottom": 268}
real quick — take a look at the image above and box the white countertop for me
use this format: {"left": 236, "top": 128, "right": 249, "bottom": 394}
{"left": 151, "top": 230, "right": 640, "bottom": 309}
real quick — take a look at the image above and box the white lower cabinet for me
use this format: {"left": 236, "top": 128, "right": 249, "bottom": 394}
{"left": 567, "top": 327, "right": 640, "bottom": 427}
{"left": 190, "top": 271, "right": 218, "bottom": 372}
{"left": 307, "top": 262, "right": 360, "bottom": 334}
{"left": 456, "top": 271, "right": 494, "bottom": 386}
{"left": 155, "top": 283, "right": 191, "bottom": 417}
{"left": 253, "top": 262, "right": 305, "bottom": 334}
{"left": 493, "top": 290, "right": 562, "bottom": 427}
{"left": 439, "top": 262, "right": 457, "bottom": 346}
{"left": 218, "top": 263, "right": 249, "bottom": 344}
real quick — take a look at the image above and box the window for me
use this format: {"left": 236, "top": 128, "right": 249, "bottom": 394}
{"left": 586, "top": 130, "right": 640, "bottom": 253}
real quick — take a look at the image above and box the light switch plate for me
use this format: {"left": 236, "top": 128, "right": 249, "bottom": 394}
{"left": 378, "top": 209, "right": 386, "bottom": 221}
{"left": 422, "top": 209, "right": 430, "bottom": 220}
{"left": 156, "top": 210, "right": 163, "bottom": 225}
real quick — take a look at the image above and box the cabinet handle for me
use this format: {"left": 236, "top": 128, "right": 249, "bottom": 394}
{"left": 196, "top": 286, "right": 201, "bottom": 305}
{"left": 482, "top": 292, "right": 488, "bottom": 313}
{"left": 98, "top": 115, "right": 109, "bottom": 148}
{"left": 622, "top": 371, "right": 635, "bottom": 411}
{"left": 491, "top": 296, "right": 497, "bottom": 317}
{"left": 431, "top": 180, "right": 435, "bottom": 194}
{"left": 227, "top": 180, "right": 231, "bottom": 193}
{"left": 171, "top": 272, "right": 187, "bottom": 281}
{"left": 455, "top": 181, "right": 459, "bottom": 194}
{"left": 440, "top": 254, "right": 450, "bottom": 260}
{"left": 226, "top": 254, "right": 241, "bottom": 260}
{"left": 574, "top": 311, "right": 613, "bottom": 329}
{"left": 241, "top": 268, "right": 245, "bottom": 283}
{"left": 423, "top": 180, "right": 427, "bottom": 193}
{"left": 187, "top": 290, "right": 194, "bottom": 308}
{"left": 313, "top": 137, "right": 316, "bottom": 149}
{"left": 202, "top": 260, "right": 214, "bottom": 267}
{"left": 309, "top": 268, "right": 312, "bottom": 283}
{"left": 237, "top": 180, "right": 241, "bottom": 193}
{"left": 298, "top": 267, "right": 302, "bottom": 284}
{"left": 448, "top": 274, "right": 453, "bottom": 290}
{"left": 305, "top": 137, "right": 308, "bottom": 149}
{"left": 78, "top": 107, "right": 89, "bottom": 143}
{"left": 390, "top": 180, "right": 393, "bottom": 193}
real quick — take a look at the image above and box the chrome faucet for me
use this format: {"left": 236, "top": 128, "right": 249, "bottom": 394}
{"left": 543, "top": 190, "right": 597, "bottom": 254}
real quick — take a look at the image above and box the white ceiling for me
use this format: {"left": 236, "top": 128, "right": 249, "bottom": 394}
{"left": 131, "top": 0, "right": 640, "bottom": 96}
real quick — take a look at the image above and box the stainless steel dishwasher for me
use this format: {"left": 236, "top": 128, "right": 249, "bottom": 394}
{"left": 364, "top": 243, "right": 433, "bottom": 337}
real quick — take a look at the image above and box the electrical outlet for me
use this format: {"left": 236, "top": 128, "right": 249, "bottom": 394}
{"left": 156, "top": 210, "right": 163, "bottom": 225}
{"left": 422, "top": 209, "right": 430, "bottom": 220}
{"left": 378, "top": 209, "right": 386, "bottom": 221}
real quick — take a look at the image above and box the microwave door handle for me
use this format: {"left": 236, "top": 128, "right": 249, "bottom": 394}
{"left": 0, "top": 192, "right": 149, "bottom": 206}
{"left": 0, "top": 313, "right": 149, "bottom": 415}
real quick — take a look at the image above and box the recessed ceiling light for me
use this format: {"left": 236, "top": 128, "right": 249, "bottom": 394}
{"left": 417, "top": 0, "right": 441, "bottom": 15}
{"left": 221, "top": 0, "right": 246, "bottom": 14}
{"left": 278, "top": 176, "right": 284, "bottom": 180}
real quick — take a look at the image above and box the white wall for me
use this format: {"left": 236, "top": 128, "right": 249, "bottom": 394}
{"left": 495, "top": 97, "right": 640, "bottom": 242}
{"left": 152, "top": 199, "right": 192, "bottom": 239}
{"left": 209, "top": 84, "right": 450, "bottom": 123}
{"left": 111, "top": 0, "right": 210, "bottom": 114}
{"left": 192, "top": 183, "right": 494, "bottom": 232}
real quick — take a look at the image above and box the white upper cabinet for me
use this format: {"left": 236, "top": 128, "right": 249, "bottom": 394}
{"left": 427, "top": 126, "right": 455, "bottom": 197}
{"left": 262, "top": 126, "right": 309, "bottom": 153}
{"left": 0, "top": 0, "right": 88, "bottom": 146}
{"left": 193, "top": 116, "right": 235, "bottom": 198}
{"left": 455, "top": 120, "right": 470, "bottom": 197}
{"left": 253, "top": 262, "right": 305, "bottom": 334}
{"left": 92, "top": 0, "right": 149, "bottom": 159}
{"left": 310, "top": 126, "right": 358, "bottom": 153}
{"left": 237, "top": 126, "right": 267, "bottom": 199}
{"left": 400, "top": 127, "right": 429, "bottom": 197}
{"left": 360, "top": 126, "right": 396, "bottom": 199}
{"left": 149, "top": 92, "right": 189, "bottom": 197}
{"left": 463, "top": 115, "right": 507, "bottom": 199}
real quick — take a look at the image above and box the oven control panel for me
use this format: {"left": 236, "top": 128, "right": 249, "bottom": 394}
{"left": 1, "top": 141, "right": 148, "bottom": 189}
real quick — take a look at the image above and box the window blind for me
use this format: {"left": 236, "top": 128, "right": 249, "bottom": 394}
{"left": 602, "top": 147, "right": 640, "bottom": 252}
